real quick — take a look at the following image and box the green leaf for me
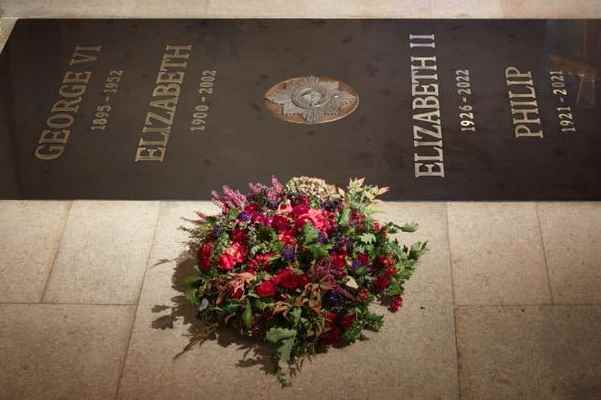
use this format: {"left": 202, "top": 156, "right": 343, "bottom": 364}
{"left": 302, "top": 223, "right": 319, "bottom": 244}
{"left": 359, "top": 233, "right": 376, "bottom": 244}
{"left": 277, "top": 337, "right": 295, "bottom": 364}
{"left": 364, "top": 312, "right": 384, "bottom": 331}
{"left": 338, "top": 207, "right": 351, "bottom": 226}
{"left": 409, "top": 241, "right": 428, "bottom": 260}
{"left": 242, "top": 302, "right": 253, "bottom": 329}
{"left": 184, "top": 288, "right": 199, "bottom": 305}
{"left": 400, "top": 223, "right": 418, "bottom": 233}
{"left": 289, "top": 307, "right": 302, "bottom": 326}
{"left": 385, "top": 280, "right": 402, "bottom": 296}
{"left": 221, "top": 303, "right": 241, "bottom": 314}
{"left": 307, "top": 243, "right": 331, "bottom": 259}
{"left": 266, "top": 327, "right": 297, "bottom": 344}
{"left": 182, "top": 275, "right": 201, "bottom": 287}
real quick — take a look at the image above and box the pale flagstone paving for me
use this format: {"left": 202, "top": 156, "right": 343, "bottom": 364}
{"left": 501, "top": 0, "right": 601, "bottom": 18}
{"left": 43, "top": 201, "right": 159, "bottom": 304}
{"left": 456, "top": 305, "right": 601, "bottom": 400}
{"left": 0, "top": 201, "right": 70, "bottom": 302}
{"left": 448, "top": 202, "right": 552, "bottom": 305}
{"left": 538, "top": 202, "right": 601, "bottom": 304}
{"left": 2, "top": 1, "right": 601, "bottom": 398}
{"left": 0, "top": 304, "right": 135, "bottom": 400}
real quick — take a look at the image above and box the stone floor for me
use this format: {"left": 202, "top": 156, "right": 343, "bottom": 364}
{"left": 1, "top": 1, "right": 601, "bottom": 399}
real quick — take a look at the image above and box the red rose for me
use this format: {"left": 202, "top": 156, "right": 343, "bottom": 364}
{"left": 383, "top": 266, "right": 396, "bottom": 277}
{"left": 377, "top": 256, "right": 394, "bottom": 269}
{"left": 278, "top": 229, "right": 297, "bottom": 246}
{"left": 373, "top": 222, "right": 382, "bottom": 232}
{"left": 330, "top": 253, "right": 347, "bottom": 270}
{"left": 339, "top": 313, "right": 356, "bottom": 329}
{"left": 197, "top": 242, "right": 214, "bottom": 271}
{"left": 271, "top": 215, "right": 291, "bottom": 233}
{"left": 218, "top": 253, "right": 236, "bottom": 270}
{"left": 255, "top": 280, "right": 277, "bottom": 297}
{"left": 375, "top": 275, "right": 391, "bottom": 292}
{"left": 274, "top": 268, "right": 307, "bottom": 290}
{"left": 247, "top": 253, "right": 273, "bottom": 272}
{"left": 292, "top": 202, "right": 309, "bottom": 217}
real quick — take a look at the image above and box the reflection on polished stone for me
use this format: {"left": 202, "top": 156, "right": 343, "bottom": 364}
{"left": 0, "top": 19, "right": 600, "bottom": 200}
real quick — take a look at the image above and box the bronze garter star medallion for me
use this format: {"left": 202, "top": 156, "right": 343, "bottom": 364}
{"left": 264, "top": 76, "right": 359, "bottom": 124}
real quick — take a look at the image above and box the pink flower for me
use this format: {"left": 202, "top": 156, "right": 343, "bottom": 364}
{"left": 218, "top": 242, "right": 247, "bottom": 271}
{"left": 295, "top": 208, "right": 331, "bottom": 231}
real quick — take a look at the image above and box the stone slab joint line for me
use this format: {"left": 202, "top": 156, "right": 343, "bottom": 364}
{"left": 535, "top": 202, "right": 555, "bottom": 304}
{"left": 40, "top": 201, "right": 73, "bottom": 303}
{"left": 445, "top": 202, "right": 463, "bottom": 400}
{"left": 113, "top": 200, "right": 162, "bottom": 400}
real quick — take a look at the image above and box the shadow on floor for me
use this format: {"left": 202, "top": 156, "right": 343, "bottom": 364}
{"left": 150, "top": 251, "right": 276, "bottom": 375}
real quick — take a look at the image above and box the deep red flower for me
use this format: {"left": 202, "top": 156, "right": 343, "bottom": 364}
{"left": 357, "top": 288, "right": 370, "bottom": 302}
{"left": 324, "top": 311, "right": 337, "bottom": 325}
{"left": 375, "top": 274, "right": 391, "bottom": 292}
{"left": 197, "top": 242, "right": 214, "bottom": 271}
{"left": 255, "top": 280, "right": 277, "bottom": 297}
{"left": 278, "top": 229, "right": 297, "bottom": 246}
{"left": 377, "top": 255, "right": 395, "bottom": 269}
{"left": 339, "top": 313, "right": 356, "bottom": 329}
{"left": 383, "top": 266, "right": 396, "bottom": 277}
{"left": 247, "top": 253, "right": 273, "bottom": 272}
{"left": 389, "top": 295, "right": 403, "bottom": 312}
{"left": 330, "top": 253, "right": 347, "bottom": 270}
{"left": 231, "top": 227, "right": 247, "bottom": 243}
{"left": 273, "top": 268, "right": 308, "bottom": 290}
{"left": 271, "top": 215, "right": 291, "bottom": 233}
{"left": 320, "top": 326, "right": 342, "bottom": 346}
{"left": 218, "top": 253, "right": 236, "bottom": 270}
{"left": 230, "top": 287, "right": 243, "bottom": 299}
{"left": 357, "top": 253, "right": 369, "bottom": 266}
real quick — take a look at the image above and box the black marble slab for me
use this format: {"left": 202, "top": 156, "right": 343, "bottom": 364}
{"left": 0, "top": 19, "right": 600, "bottom": 200}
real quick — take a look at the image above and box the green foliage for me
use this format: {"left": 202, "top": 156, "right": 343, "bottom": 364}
{"left": 242, "top": 302, "right": 253, "bottom": 329}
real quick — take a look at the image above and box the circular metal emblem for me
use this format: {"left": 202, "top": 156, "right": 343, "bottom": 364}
{"left": 264, "top": 76, "right": 359, "bottom": 125}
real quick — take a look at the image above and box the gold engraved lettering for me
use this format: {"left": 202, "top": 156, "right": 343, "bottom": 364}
{"left": 135, "top": 44, "right": 192, "bottom": 162}
{"left": 35, "top": 46, "right": 99, "bottom": 160}
{"left": 409, "top": 35, "right": 445, "bottom": 178}
{"left": 505, "top": 66, "right": 543, "bottom": 138}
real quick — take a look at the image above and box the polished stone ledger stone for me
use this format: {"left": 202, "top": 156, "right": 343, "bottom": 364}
{"left": 0, "top": 19, "right": 600, "bottom": 200}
